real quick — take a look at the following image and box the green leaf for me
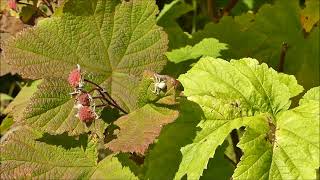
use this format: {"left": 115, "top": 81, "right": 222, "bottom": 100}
{"left": 0, "top": 126, "right": 96, "bottom": 178}
{"left": 91, "top": 155, "right": 138, "bottom": 180}
{"left": 175, "top": 57, "right": 303, "bottom": 179}
{"left": 180, "top": 57, "right": 302, "bottom": 115}
{"left": 251, "top": 0, "right": 319, "bottom": 90}
{"left": 301, "top": 0, "right": 320, "bottom": 32}
{"left": 192, "top": 0, "right": 319, "bottom": 90}
{"left": 192, "top": 16, "right": 265, "bottom": 61}
{"left": 143, "top": 99, "right": 203, "bottom": 180}
{"left": 0, "top": 116, "right": 14, "bottom": 135}
{"left": 0, "top": 93, "right": 13, "bottom": 101}
{"left": 174, "top": 112, "right": 267, "bottom": 180}
{"left": 166, "top": 38, "right": 228, "bottom": 63}
{"left": 4, "top": 80, "right": 41, "bottom": 121}
{"left": 21, "top": 79, "right": 107, "bottom": 136}
{"left": 3, "top": 0, "right": 168, "bottom": 112}
{"left": 19, "top": 5, "right": 36, "bottom": 23}
{"left": 157, "top": 0, "right": 193, "bottom": 49}
{"left": 233, "top": 90, "right": 319, "bottom": 179}
{"left": 106, "top": 104, "right": 179, "bottom": 155}
{"left": 200, "top": 142, "right": 234, "bottom": 180}
{"left": 0, "top": 126, "right": 137, "bottom": 179}
{"left": 299, "top": 86, "right": 319, "bottom": 105}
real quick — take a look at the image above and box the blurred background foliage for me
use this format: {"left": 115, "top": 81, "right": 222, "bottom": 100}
{"left": 0, "top": 0, "right": 319, "bottom": 134}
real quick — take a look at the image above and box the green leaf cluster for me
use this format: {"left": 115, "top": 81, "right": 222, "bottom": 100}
{"left": 1, "top": 0, "right": 319, "bottom": 179}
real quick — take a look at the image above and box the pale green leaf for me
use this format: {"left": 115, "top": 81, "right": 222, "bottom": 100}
{"left": 0, "top": 126, "right": 137, "bottom": 179}
{"left": 0, "top": 93, "right": 13, "bottom": 101}
{"left": 174, "top": 111, "right": 267, "bottom": 180}
{"left": 0, "top": 116, "right": 14, "bottom": 135}
{"left": 90, "top": 155, "right": 138, "bottom": 180}
{"left": 166, "top": 38, "right": 228, "bottom": 63}
{"left": 3, "top": 0, "right": 168, "bottom": 112}
{"left": 179, "top": 57, "right": 302, "bottom": 115}
{"left": 106, "top": 104, "right": 179, "bottom": 155}
{"left": 175, "top": 57, "right": 303, "bottom": 179}
{"left": 233, "top": 95, "right": 319, "bottom": 179}
{"left": 299, "top": 86, "right": 319, "bottom": 105}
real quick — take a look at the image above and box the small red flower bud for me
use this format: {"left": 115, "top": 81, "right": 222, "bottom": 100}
{"left": 78, "top": 93, "right": 91, "bottom": 106}
{"left": 78, "top": 106, "right": 96, "bottom": 122}
{"left": 68, "top": 68, "right": 81, "bottom": 88}
{"left": 8, "top": 0, "right": 17, "bottom": 10}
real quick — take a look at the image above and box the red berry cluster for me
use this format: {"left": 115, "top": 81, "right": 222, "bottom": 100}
{"left": 68, "top": 65, "right": 97, "bottom": 122}
{"left": 8, "top": 0, "right": 17, "bottom": 10}
{"left": 68, "top": 65, "right": 127, "bottom": 123}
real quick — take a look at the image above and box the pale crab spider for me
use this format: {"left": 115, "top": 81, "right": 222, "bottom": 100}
{"left": 151, "top": 74, "right": 167, "bottom": 95}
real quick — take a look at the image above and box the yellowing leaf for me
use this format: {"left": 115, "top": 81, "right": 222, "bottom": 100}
{"left": 300, "top": 0, "right": 320, "bottom": 32}
{"left": 107, "top": 104, "right": 179, "bottom": 155}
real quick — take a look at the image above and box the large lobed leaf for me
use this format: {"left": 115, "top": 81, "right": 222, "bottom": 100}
{"left": 107, "top": 104, "right": 179, "bottom": 155}
{"left": 233, "top": 87, "right": 320, "bottom": 179}
{"left": 175, "top": 57, "right": 305, "bottom": 179}
{"left": 2, "top": 0, "right": 168, "bottom": 135}
{"left": 0, "top": 126, "right": 137, "bottom": 179}
{"left": 3, "top": 0, "right": 168, "bottom": 113}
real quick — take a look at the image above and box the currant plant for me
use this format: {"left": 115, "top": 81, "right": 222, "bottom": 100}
{"left": 1, "top": 0, "right": 319, "bottom": 179}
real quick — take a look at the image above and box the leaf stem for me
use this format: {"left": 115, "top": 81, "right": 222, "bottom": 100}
{"left": 223, "top": 0, "right": 239, "bottom": 16}
{"left": 42, "top": 0, "right": 54, "bottom": 14}
{"left": 207, "top": 0, "right": 220, "bottom": 23}
{"left": 278, "top": 42, "right": 288, "bottom": 72}
{"left": 192, "top": 0, "right": 197, "bottom": 33}
{"left": 84, "top": 79, "right": 128, "bottom": 114}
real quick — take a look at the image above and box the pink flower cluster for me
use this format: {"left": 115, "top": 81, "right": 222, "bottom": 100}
{"left": 68, "top": 65, "right": 97, "bottom": 122}
{"left": 8, "top": 0, "right": 17, "bottom": 10}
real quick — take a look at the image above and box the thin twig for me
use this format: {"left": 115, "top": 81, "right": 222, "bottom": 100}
{"left": 207, "top": 0, "right": 219, "bottom": 23}
{"left": 84, "top": 79, "right": 119, "bottom": 107}
{"left": 42, "top": 0, "right": 54, "bottom": 14}
{"left": 95, "top": 104, "right": 109, "bottom": 108}
{"left": 278, "top": 42, "right": 288, "bottom": 72}
{"left": 230, "top": 129, "right": 242, "bottom": 164}
{"left": 223, "top": 0, "right": 239, "bottom": 16}
{"left": 83, "top": 79, "right": 128, "bottom": 114}
{"left": 90, "top": 87, "right": 128, "bottom": 114}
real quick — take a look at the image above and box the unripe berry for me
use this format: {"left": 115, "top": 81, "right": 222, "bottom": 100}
{"left": 78, "top": 93, "right": 91, "bottom": 106}
{"left": 78, "top": 106, "right": 96, "bottom": 122}
{"left": 68, "top": 68, "right": 81, "bottom": 88}
{"left": 8, "top": 0, "right": 17, "bottom": 10}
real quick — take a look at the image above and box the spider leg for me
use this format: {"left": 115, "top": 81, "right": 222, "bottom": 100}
{"left": 154, "top": 84, "right": 158, "bottom": 93}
